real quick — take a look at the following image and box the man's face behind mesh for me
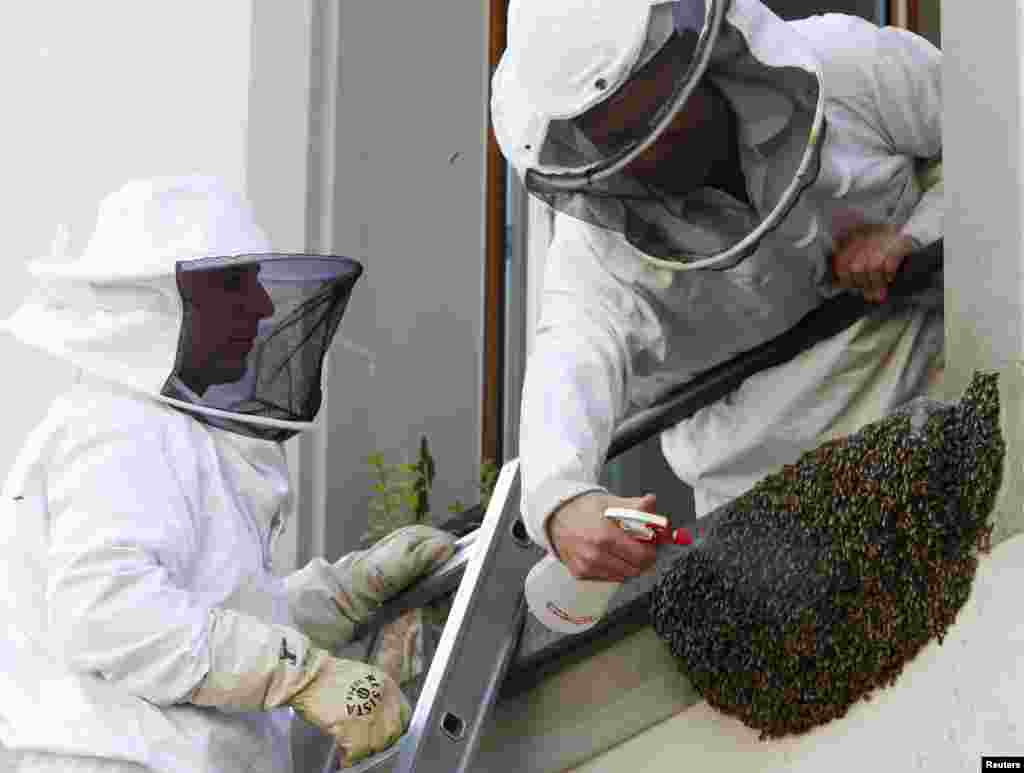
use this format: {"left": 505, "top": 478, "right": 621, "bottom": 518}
{"left": 575, "top": 35, "right": 729, "bottom": 197}
{"left": 164, "top": 254, "right": 362, "bottom": 441}
{"left": 177, "top": 265, "right": 275, "bottom": 393}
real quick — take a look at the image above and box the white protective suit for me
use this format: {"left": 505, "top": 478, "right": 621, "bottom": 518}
{"left": 0, "top": 177, "right": 453, "bottom": 773}
{"left": 492, "top": 0, "right": 944, "bottom": 549}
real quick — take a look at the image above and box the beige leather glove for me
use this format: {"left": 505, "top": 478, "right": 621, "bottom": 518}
{"left": 286, "top": 524, "right": 456, "bottom": 650}
{"left": 191, "top": 608, "right": 410, "bottom": 767}
{"left": 288, "top": 655, "right": 411, "bottom": 767}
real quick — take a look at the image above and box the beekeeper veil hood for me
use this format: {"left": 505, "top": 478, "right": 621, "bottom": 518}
{"left": 2, "top": 176, "right": 363, "bottom": 442}
{"left": 491, "top": 0, "right": 826, "bottom": 270}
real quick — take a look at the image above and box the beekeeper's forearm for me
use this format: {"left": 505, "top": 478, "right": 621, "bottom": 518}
{"left": 519, "top": 321, "right": 630, "bottom": 553}
{"left": 870, "top": 27, "right": 943, "bottom": 245}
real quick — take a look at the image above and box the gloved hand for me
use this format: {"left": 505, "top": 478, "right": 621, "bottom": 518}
{"left": 547, "top": 492, "right": 659, "bottom": 581}
{"left": 191, "top": 608, "right": 411, "bottom": 767}
{"left": 287, "top": 653, "right": 411, "bottom": 767}
{"left": 286, "top": 524, "right": 457, "bottom": 650}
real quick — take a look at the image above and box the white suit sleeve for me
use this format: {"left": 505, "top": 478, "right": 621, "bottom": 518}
{"left": 520, "top": 221, "right": 663, "bottom": 552}
{"left": 801, "top": 17, "right": 943, "bottom": 246}
{"left": 867, "top": 27, "right": 943, "bottom": 246}
{"left": 46, "top": 428, "right": 213, "bottom": 705}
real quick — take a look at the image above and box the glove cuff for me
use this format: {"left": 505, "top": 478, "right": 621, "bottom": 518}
{"left": 189, "top": 607, "right": 327, "bottom": 711}
{"left": 285, "top": 557, "right": 360, "bottom": 651}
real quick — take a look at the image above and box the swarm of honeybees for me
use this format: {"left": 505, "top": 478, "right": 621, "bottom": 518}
{"left": 651, "top": 372, "right": 1004, "bottom": 739}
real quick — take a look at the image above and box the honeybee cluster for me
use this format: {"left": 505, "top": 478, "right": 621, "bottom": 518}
{"left": 650, "top": 372, "right": 1004, "bottom": 739}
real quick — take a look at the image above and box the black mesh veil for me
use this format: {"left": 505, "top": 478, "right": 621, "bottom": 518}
{"left": 163, "top": 254, "right": 363, "bottom": 442}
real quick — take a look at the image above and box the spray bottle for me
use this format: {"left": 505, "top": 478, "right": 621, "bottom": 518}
{"left": 524, "top": 507, "right": 695, "bottom": 634}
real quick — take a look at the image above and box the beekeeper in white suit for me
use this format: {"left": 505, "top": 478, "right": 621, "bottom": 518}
{"left": 491, "top": 0, "right": 943, "bottom": 581}
{"left": 0, "top": 176, "right": 456, "bottom": 772}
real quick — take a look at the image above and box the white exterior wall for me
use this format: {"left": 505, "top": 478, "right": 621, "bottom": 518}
{"left": 0, "top": 1, "right": 254, "bottom": 482}
{"left": 308, "top": 1, "right": 490, "bottom": 563}
{"left": 0, "top": 1, "right": 322, "bottom": 577}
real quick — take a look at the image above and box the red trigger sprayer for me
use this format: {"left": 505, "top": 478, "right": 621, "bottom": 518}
{"left": 602, "top": 507, "right": 695, "bottom": 546}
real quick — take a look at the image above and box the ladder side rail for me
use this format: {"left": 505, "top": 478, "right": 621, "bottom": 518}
{"left": 392, "top": 459, "right": 540, "bottom": 773}
{"left": 341, "top": 460, "right": 541, "bottom": 772}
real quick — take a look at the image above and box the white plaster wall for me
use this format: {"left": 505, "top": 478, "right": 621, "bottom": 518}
{"left": 0, "top": 1, "right": 254, "bottom": 481}
{"left": 311, "top": 0, "right": 491, "bottom": 561}
{"left": 0, "top": 0, "right": 315, "bottom": 576}
{"left": 941, "top": 0, "right": 1024, "bottom": 385}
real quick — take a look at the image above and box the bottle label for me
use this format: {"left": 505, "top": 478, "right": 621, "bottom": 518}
{"left": 546, "top": 601, "right": 598, "bottom": 627}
